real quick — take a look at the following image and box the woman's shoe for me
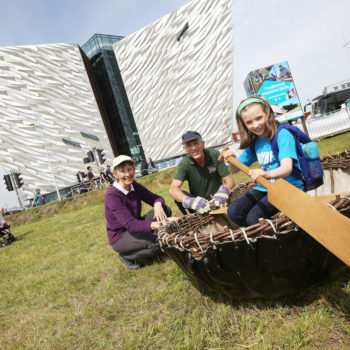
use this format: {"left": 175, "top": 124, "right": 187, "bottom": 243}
{"left": 118, "top": 255, "right": 140, "bottom": 270}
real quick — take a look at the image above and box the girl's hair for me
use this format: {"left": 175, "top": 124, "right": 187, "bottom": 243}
{"left": 236, "top": 96, "right": 278, "bottom": 149}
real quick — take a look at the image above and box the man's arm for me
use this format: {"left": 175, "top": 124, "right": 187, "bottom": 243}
{"left": 169, "top": 179, "right": 186, "bottom": 202}
{"left": 222, "top": 174, "right": 234, "bottom": 190}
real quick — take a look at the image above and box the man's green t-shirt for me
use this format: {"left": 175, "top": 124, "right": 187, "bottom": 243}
{"left": 174, "top": 148, "right": 230, "bottom": 200}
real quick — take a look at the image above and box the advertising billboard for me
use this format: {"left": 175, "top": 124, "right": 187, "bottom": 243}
{"left": 243, "top": 61, "right": 303, "bottom": 122}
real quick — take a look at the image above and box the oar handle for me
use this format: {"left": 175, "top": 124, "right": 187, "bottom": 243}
{"left": 219, "top": 146, "right": 271, "bottom": 189}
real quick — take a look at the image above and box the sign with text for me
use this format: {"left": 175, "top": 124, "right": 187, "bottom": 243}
{"left": 243, "top": 61, "right": 303, "bottom": 122}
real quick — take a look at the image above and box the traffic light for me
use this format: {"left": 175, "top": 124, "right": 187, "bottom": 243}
{"left": 14, "top": 173, "right": 24, "bottom": 188}
{"left": 88, "top": 150, "right": 95, "bottom": 162}
{"left": 3, "top": 175, "right": 13, "bottom": 191}
{"left": 96, "top": 149, "right": 106, "bottom": 164}
{"left": 83, "top": 150, "right": 95, "bottom": 164}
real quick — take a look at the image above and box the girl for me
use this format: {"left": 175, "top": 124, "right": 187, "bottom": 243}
{"left": 104, "top": 155, "right": 177, "bottom": 270}
{"left": 223, "top": 97, "right": 304, "bottom": 227}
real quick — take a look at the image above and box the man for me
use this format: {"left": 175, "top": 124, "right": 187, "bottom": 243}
{"left": 105, "top": 165, "right": 114, "bottom": 185}
{"left": 32, "top": 188, "right": 43, "bottom": 207}
{"left": 278, "top": 65, "right": 290, "bottom": 80}
{"left": 169, "top": 131, "right": 234, "bottom": 215}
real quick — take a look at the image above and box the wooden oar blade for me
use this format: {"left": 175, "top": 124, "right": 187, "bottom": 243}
{"left": 209, "top": 207, "right": 228, "bottom": 215}
{"left": 268, "top": 179, "right": 350, "bottom": 267}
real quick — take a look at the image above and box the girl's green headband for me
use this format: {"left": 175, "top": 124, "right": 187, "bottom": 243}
{"left": 237, "top": 98, "right": 266, "bottom": 117}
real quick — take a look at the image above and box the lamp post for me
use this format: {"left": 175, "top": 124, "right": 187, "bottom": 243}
{"left": 33, "top": 114, "right": 61, "bottom": 201}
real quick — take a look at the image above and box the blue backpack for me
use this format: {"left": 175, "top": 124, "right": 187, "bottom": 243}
{"left": 249, "top": 124, "right": 324, "bottom": 191}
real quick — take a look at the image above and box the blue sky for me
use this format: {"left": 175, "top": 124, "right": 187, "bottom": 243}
{"left": 0, "top": 0, "right": 349, "bottom": 106}
{"left": 1, "top": 0, "right": 350, "bottom": 208}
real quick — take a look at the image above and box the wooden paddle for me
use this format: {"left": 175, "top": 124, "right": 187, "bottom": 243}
{"left": 210, "top": 191, "right": 350, "bottom": 215}
{"left": 217, "top": 146, "right": 350, "bottom": 267}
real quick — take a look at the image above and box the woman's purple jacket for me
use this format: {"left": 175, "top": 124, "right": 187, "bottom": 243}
{"left": 104, "top": 181, "right": 164, "bottom": 245}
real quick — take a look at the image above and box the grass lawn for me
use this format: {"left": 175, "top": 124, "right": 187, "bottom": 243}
{"left": 1, "top": 132, "right": 350, "bottom": 349}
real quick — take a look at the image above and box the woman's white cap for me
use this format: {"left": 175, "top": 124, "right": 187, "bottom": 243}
{"left": 112, "top": 155, "right": 134, "bottom": 170}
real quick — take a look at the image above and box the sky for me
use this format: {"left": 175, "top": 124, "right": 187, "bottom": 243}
{"left": 0, "top": 0, "right": 349, "bottom": 208}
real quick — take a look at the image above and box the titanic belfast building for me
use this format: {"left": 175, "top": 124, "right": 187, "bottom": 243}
{"left": 0, "top": 0, "right": 233, "bottom": 202}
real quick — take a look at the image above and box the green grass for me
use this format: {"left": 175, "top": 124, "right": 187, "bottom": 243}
{"left": 1, "top": 132, "right": 350, "bottom": 349}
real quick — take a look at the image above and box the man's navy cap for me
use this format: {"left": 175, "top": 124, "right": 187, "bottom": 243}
{"left": 182, "top": 131, "right": 202, "bottom": 145}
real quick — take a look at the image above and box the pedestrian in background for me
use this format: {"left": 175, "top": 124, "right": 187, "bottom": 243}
{"left": 105, "top": 165, "right": 114, "bottom": 185}
{"left": 32, "top": 188, "right": 43, "bottom": 207}
{"left": 100, "top": 167, "right": 108, "bottom": 187}
{"left": 148, "top": 157, "right": 158, "bottom": 174}
{"left": 87, "top": 166, "right": 95, "bottom": 190}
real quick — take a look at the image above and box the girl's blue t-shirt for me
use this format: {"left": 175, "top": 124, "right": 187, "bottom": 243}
{"left": 238, "top": 129, "right": 304, "bottom": 192}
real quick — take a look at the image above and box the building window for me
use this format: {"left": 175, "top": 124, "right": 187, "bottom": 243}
{"left": 177, "top": 22, "right": 189, "bottom": 41}
{"left": 81, "top": 131, "right": 99, "bottom": 141}
{"left": 62, "top": 138, "right": 81, "bottom": 148}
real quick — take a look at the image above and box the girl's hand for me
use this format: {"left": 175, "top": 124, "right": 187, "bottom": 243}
{"left": 153, "top": 201, "right": 167, "bottom": 222}
{"left": 248, "top": 169, "right": 267, "bottom": 182}
{"left": 223, "top": 149, "right": 235, "bottom": 161}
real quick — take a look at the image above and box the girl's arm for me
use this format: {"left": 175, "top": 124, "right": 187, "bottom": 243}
{"left": 249, "top": 158, "right": 293, "bottom": 181}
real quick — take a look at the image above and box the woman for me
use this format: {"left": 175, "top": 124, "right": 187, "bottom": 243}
{"left": 104, "top": 155, "right": 176, "bottom": 270}
{"left": 100, "top": 167, "right": 108, "bottom": 187}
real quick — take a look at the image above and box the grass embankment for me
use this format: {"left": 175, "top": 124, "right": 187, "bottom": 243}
{"left": 1, "top": 133, "right": 350, "bottom": 349}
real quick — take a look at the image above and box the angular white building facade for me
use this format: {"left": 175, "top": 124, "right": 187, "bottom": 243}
{"left": 114, "top": 0, "right": 233, "bottom": 160}
{"left": 0, "top": 43, "right": 114, "bottom": 199}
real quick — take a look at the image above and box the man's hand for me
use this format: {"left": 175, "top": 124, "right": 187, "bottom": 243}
{"left": 182, "top": 196, "right": 211, "bottom": 214}
{"left": 213, "top": 185, "right": 230, "bottom": 207}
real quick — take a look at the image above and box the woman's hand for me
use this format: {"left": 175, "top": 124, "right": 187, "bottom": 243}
{"left": 151, "top": 217, "right": 178, "bottom": 230}
{"left": 248, "top": 169, "right": 267, "bottom": 182}
{"left": 153, "top": 201, "right": 167, "bottom": 222}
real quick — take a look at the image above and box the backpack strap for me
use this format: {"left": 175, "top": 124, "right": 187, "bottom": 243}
{"left": 270, "top": 124, "right": 309, "bottom": 180}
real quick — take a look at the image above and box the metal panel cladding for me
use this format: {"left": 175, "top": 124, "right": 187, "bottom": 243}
{"left": 0, "top": 43, "right": 114, "bottom": 199}
{"left": 114, "top": 0, "right": 233, "bottom": 160}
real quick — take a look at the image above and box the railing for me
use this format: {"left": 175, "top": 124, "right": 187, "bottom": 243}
{"left": 26, "top": 177, "right": 105, "bottom": 208}
{"left": 297, "top": 109, "right": 350, "bottom": 140}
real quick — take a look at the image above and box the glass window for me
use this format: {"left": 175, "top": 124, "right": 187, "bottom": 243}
{"left": 62, "top": 138, "right": 81, "bottom": 148}
{"left": 80, "top": 132, "right": 99, "bottom": 141}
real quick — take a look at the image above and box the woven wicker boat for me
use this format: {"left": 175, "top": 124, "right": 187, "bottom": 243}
{"left": 158, "top": 150, "right": 350, "bottom": 299}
